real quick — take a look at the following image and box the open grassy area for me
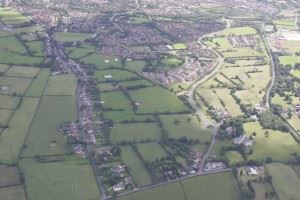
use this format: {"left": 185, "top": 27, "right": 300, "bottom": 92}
{"left": 0, "top": 76, "right": 32, "bottom": 96}
{"left": 0, "top": 7, "right": 30, "bottom": 25}
{"left": 0, "top": 165, "right": 21, "bottom": 187}
{"left": 121, "top": 146, "right": 152, "bottom": 187}
{"left": 20, "top": 158, "right": 100, "bottom": 200}
{"left": 104, "top": 110, "right": 154, "bottom": 122}
{"left": 101, "top": 91, "right": 131, "bottom": 110}
{"left": 0, "top": 109, "right": 12, "bottom": 126}
{"left": 66, "top": 46, "right": 95, "bottom": 59}
{"left": 172, "top": 43, "right": 187, "bottom": 50}
{"left": 94, "top": 69, "right": 139, "bottom": 82}
{"left": 129, "top": 86, "right": 189, "bottom": 114}
{"left": 22, "top": 95, "right": 77, "bottom": 157}
{"left": 124, "top": 60, "right": 146, "bottom": 72}
{"left": 160, "top": 114, "right": 211, "bottom": 142}
{"left": 244, "top": 122, "right": 300, "bottom": 162}
{"left": 111, "top": 123, "right": 161, "bottom": 144}
{"left": 5, "top": 66, "right": 40, "bottom": 78}
{"left": 290, "top": 69, "right": 300, "bottom": 78}
{"left": 26, "top": 41, "right": 44, "bottom": 57}
{"left": 0, "top": 50, "right": 43, "bottom": 66}
{"left": 80, "top": 53, "right": 122, "bottom": 69}
{"left": 54, "top": 32, "right": 91, "bottom": 42}
{"left": 0, "top": 95, "right": 20, "bottom": 109}
{"left": 25, "top": 68, "right": 50, "bottom": 97}
{"left": 0, "top": 97, "right": 39, "bottom": 164}
{"left": 0, "top": 36, "right": 27, "bottom": 53}
{"left": 216, "top": 27, "right": 257, "bottom": 36}
{"left": 0, "top": 185, "right": 26, "bottom": 200}
{"left": 44, "top": 74, "right": 77, "bottom": 96}
{"left": 279, "top": 55, "right": 300, "bottom": 66}
{"left": 266, "top": 163, "right": 300, "bottom": 200}
{"left": 118, "top": 171, "right": 239, "bottom": 200}
{"left": 136, "top": 143, "right": 167, "bottom": 162}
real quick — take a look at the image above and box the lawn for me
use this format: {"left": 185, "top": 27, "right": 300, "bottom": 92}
{"left": 129, "top": 86, "right": 190, "bottom": 114}
{"left": 160, "top": 114, "right": 211, "bottom": 142}
{"left": 25, "top": 68, "right": 50, "bottom": 97}
{"left": 266, "top": 163, "right": 300, "bottom": 200}
{"left": 54, "top": 32, "right": 91, "bottom": 42}
{"left": 22, "top": 95, "right": 77, "bottom": 157}
{"left": 0, "top": 76, "right": 32, "bottom": 96}
{"left": 291, "top": 69, "right": 300, "bottom": 78}
{"left": 20, "top": 158, "right": 100, "bottom": 200}
{"left": 244, "top": 122, "right": 300, "bottom": 162}
{"left": 5, "top": 66, "right": 40, "bottom": 78}
{"left": 136, "top": 143, "right": 167, "bottom": 162}
{"left": 44, "top": 74, "right": 77, "bottom": 96}
{"left": 94, "top": 69, "right": 139, "bottom": 82}
{"left": 110, "top": 123, "right": 161, "bottom": 144}
{"left": 0, "top": 97, "right": 39, "bottom": 164}
{"left": 120, "top": 146, "right": 152, "bottom": 187}
{"left": 0, "top": 95, "right": 20, "bottom": 109}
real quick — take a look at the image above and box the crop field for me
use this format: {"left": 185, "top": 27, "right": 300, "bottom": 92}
{"left": 80, "top": 53, "right": 122, "bottom": 69}
{"left": 118, "top": 171, "right": 239, "bottom": 200}
{"left": 0, "top": 97, "right": 39, "bottom": 164}
{"left": 22, "top": 95, "right": 77, "bottom": 157}
{"left": 129, "top": 86, "right": 190, "bottom": 113}
{"left": 121, "top": 146, "right": 152, "bottom": 187}
{"left": 54, "top": 32, "right": 91, "bottom": 42}
{"left": 111, "top": 123, "right": 161, "bottom": 144}
{"left": 25, "top": 69, "right": 50, "bottom": 97}
{"left": 136, "top": 143, "right": 167, "bottom": 162}
{"left": 20, "top": 158, "right": 100, "bottom": 200}
{"left": 244, "top": 122, "right": 300, "bottom": 162}
{"left": 266, "top": 163, "right": 300, "bottom": 200}
{"left": 44, "top": 74, "right": 77, "bottom": 96}
{"left": 94, "top": 69, "right": 139, "bottom": 82}
{"left": 160, "top": 114, "right": 211, "bottom": 142}
{"left": 0, "top": 76, "right": 32, "bottom": 96}
{"left": 0, "top": 185, "right": 26, "bottom": 200}
{"left": 5, "top": 66, "right": 40, "bottom": 78}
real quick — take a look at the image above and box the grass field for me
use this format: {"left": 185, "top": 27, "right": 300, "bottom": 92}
{"left": 0, "top": 97, "right": 39, "bottom": 164}
{"left": 121, "top": 146, "right": 152, "bottom": 187}
{"left": 22, "top": 96, "right": 77, "bottom": 157}
{"left": 244, "top": 122, "right": 300, "bottom": 162}
{"left": 118, "top": 79, "right": 153, "bottom": 88}
{"left": 216, "top": 27, "right": 257, "bottom": 36}
{"left": 54, "top": 32, "right": 90, "bottom": 42}
{"left": 101, "top": 91, "right": 132, "bottom": 110}
{"left": 0, "top": 36, "right": 27, "bottom": 53}
{"left": 44, "top": 74, "right": 77, "bottom": 96}
{"left": 172, "top": 43, "right": 187, "bottom": 50}
{"left": 0, "top": 185, "right": 26, "bottom": 200}
{"left": 124, "top": 60, "right": 146, "bottom": 72}
{"left": 26, "top": 41, "right": 44, "bottom": 56}
{"left": 266, "top": 163, "right": 300, "bottom": 200}
{"left": 66, "top": 46, "right": 95, "bottom": 59}
{"left": 0, "top": 50, "right": 43, "bottom": 66}
{"left": 20, "top": 158, "right": 100, "bottom": 200}
{"left": 0, "top": 76, "right": 32, "bottom": 96}
{"left": 118, "top": 171, "right": 239, "bottom": 200}
{"left": 111, "top": 123, "right": 161, "bottom": 144}
{"left": 0, "top": 166, "right": 21, "bottom": 187}
{"left": 136, "top": 143, "right": 167, "bottom": 162}
{"left": 279, "top": 55, "right": 300, "bottom": 66}
{"left": 104, "top": 110, "right": 154, "bottom": 122}
{"left": 160, "top": 114, "right": 211, "bottom": 142}
{"left": 80, "top": 53, "right": 122, "bottom": 69}
{"left": 5, "top": 66, "right": 40, "bottom": 78}
{"left": 130, "top": 86, "right": 189, "bottom": 113}
{"left": 290, "top": 69, "right": 300, "bottom": 78}
{"left": 94, "top": 69, "right": 139, "bottom": 82}
{"left": 0, "top": 109, "right": 12, "bottom": 126}
{"left": 25, "top": 69, "right": 50, "bottom": 97}
{"left": 0, "top": 95, "right": 20, "bottom": 109}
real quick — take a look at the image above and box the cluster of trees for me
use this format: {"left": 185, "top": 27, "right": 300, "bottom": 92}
{"left": 259, "top": 111, "right": 289, "bottom": 132}
{"left": 218, "top": 118, "right": 245, "bottom": 138}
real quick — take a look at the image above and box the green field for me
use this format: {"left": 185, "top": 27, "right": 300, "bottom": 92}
{"left": 124, "top": 60, "right": 146, "bottom": 72}
{"left": 160, "top": 114, "right": 211, "bottom": 142}
{"left": 54, "top": 32, "right": 91, "bottom": 42}
{"left": 172, "top": 43, "right": 187, "bottom": 50}
{"left": 266, "top": 163, "right": 300, "bottom": 200}
{"left": 80, "top": 53, "right": 122, "bottom": 69}
{"left": 101, "top": 91, "right": 131, "bottom": 110}
{"left": 0, "top": 76, "right": 32, "bottom": 96}
{"left": 121, "top": 146, "right": 152, "bottom": 187}
{"left": 44, "top": 74, "right": 77, "bottom": 96}
{"left": 26, "top": 41, "right": 44, "bottom": 56}
{"left": 118, "top": 171, "right": 240, "bottom": 200}
{"left": 0, "top": 50, "right": 43, "bottom": 66}
{"left": 0, "top": 36, "right": 27, "bottom": 53}
{"left": 136, "top": 143, "right": 167, "bottom": 162}
{"left": 129, "top": 86, "right": 189, "bottom": 113}
{"left": 0, "top": 97, "right": 39, "bottom": 164}
{"left": 279, "top": 55, "right": 300, "bottom": 66}
{"left": 0, "top": 95, "right": 20, "bottom": 109}
{"left": 0, "top": 185, "right": 26, "bottom": 200}
{"left": 94, "top": 69, "right": 139, "bottom": 82}
{"left": 22, "top": 96, "right": 77, "bottom": 157}
{"left": 111, "top": 123, "right": 161, "bottom": 144}
{"left": 20, "top": 158, "right": 100, "bottom": 200}
{"left": 0, "top": 109, "right": 12, "bottom": 126}
{"left": 216, "top": 27, "right": 257, "bottom": 36}
{"left": 25, "top": 68, "right": 50, "bottom": 97}
{"left": 5, "top": 66, "right": 40, "bottom": 78}
{"left": 0, "top": 166, "right": 21, "bottom": 187}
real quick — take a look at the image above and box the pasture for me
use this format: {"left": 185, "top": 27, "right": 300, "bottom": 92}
{"left": 266, "top": 163, "right": 300, "bottom": 200}
{"left": 0, "top": 186, "right": 26, "bottom": 200}
{"left": 20, "top": 158, "right": 100, "bottom": 200}
{"left": 279, "top": 55, "right": 300, "bottom": 66}
{"left": 0, "top": 165, "right": 21, "bottom": 186}
{"left": 5, "top": 66, "right": 40, "bottom": 78}
{"left": 94, "top": 69, "right": 139, "bottom": 82}
{"left": 129, "top": 86, "right": 189, "bottom": 113}
{"left": 80, "top": 53, "right": 122, "bottom": 69}
{"left": 160, "top": 114, "right": 211, "bottom": 142}
{"left": 110, "top": 123, "right": 161, "bottom": 144}
{"left": 0, "top": 50, "right": 43, "bottom": 66}
{"left": 121, "top": 146, "right": 152, "bottom": 187}
{"left": 44, "top": 74, "right": 77, "bottom": 96}
{"left": 101, "top": 91, "right": 132, "bottom": 110}
{"left": 0, "top": 97, "right": 39, "bottom": 164}
{"left": 54, "top": 32, "right": 91, "bottom": 42}
{"left": 0, "top": 76, "right": 32, "bottom": 96}
{"left": 0, "top": 95, "right": 20, "bottom": 109}
{"left": 136, "top": 143, "right": 167, "bottom": 162}
{"left": 22, "top": 95, "right": 77, "bottom": 157}
{"left": 25, "top": 68, "right": 50, "bottom": 97}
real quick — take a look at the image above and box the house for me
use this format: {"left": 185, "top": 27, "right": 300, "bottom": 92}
{"left": 245, "top": 166, "right": 259, "bottom": 176}
{"left": 233, "top": 135, "right": 246, "bottom": 145}
{"left": 113, "top": 182, "right": 125, "bottom": 192}
{"left": 104, "top": 75, "right": 113, "bottom": 80}
{"left": 204, "top": 162, "right": 226, "bottom": 171}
